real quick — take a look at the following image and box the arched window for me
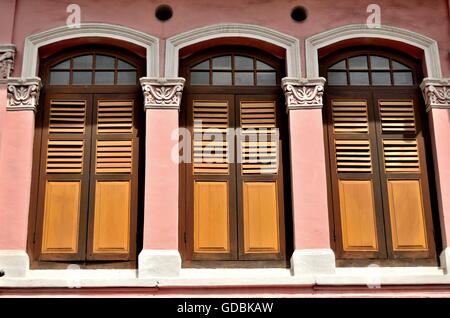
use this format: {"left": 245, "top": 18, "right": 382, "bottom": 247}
{"left": 320, "top": 48, "right": 438, "bottom": 266}
{"left": 179, "top": 47, "right": 291, "bottom": 267}
{"left": 29, "top": 46, "right": 145, "bottom": 268}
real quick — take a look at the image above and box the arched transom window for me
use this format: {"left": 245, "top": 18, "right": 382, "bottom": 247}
{"left": 327, "top": 55, "right": 414, "bottom": 86}
{"left": 189, "top": 54, "right": 277, "bottom": 86}
{"left": 49, "top": 53, "right": 138, "bottom": 85}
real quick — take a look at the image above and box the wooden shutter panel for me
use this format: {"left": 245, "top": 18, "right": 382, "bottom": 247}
{"left": 193, "top": 100, "right": 229, "bottom": 174}
{"left": 378, "top": 99, "right": 429, "bottom": 253}
{"left": 96, "top": 140, "right": 133, "bottom": 174}
{"left": 329, "top": 98, "right": 379, "bottom": 253}
{"left": 97, "top": 100, "right": 133, "bottom": 134}
{"left": 40, "top": 98, "right": 88, "bottom": 260}
{"left": 240, "top": 101, "right": 278, "bottom": 175}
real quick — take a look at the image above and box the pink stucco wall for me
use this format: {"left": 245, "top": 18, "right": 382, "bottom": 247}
{"left": 0, "top": 109, "right": 35, "bottom": 249}
{"left": 7, "top": 0, "right": 450, "bottom": 78}
{"left": 289, "top": 109, "right": 330, "bottom": 249}
{"left": 143, "top": 109, "right": 179, "bottom": 250}
{"left": 428, "top": 109, "right": 450, "bottom": 248}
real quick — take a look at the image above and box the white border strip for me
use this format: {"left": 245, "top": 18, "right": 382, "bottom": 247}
{"left": 305, "top": 24, "right": 442, "bottom": 78}
{"left": 165, "top": 23, "right": 301, "bottom": 78}
{"left": 21, "top": 23, "right": 159, "bottom": 78}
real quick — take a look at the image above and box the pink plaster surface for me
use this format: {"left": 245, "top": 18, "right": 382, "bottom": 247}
{"left": 0, "top": 0, "right": 16, "bottom": 43}
{"left": 428, "top": 109, "right": 450, "bottom": 248}
{"left": 0, "top": 110, "right": 35, "bottom": 249}
{"left": 143, "top": 109, "right": 179, "bottom": 250}
{"left": 289, "top": 109, "right": 330, "bottom": 249}
{"left": 8, "top": 0, "right": 450, "bottom": 77}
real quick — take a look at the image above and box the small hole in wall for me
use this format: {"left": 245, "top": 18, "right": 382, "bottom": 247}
{"left": 155, "top": 4, "right": 173, "bottom": 22}
{"left": 291, "top": 6, "right": 308, "bottom": 22}
{"left": 0, "top": 270, "right": 5, "bottom": 277}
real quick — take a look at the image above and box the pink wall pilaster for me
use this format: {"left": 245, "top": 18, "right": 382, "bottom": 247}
{"left": 282, "top": 77, "right": 335, "bottom": 274}
{"left": 421, "top": 78, "right": 450, "bottom": 272}
{"left": 0, "top": 77, "right": 40, "bottom": 277}
{"left": 138, "top": 77, "right": 185, "bottom": 277}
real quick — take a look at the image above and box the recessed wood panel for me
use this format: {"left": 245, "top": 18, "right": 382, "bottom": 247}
{"left": 194, "top": 181, "right": 230, "bottom": 253}
{"left": 93, "top": 181, "right": 131, "bottom": 253}
{"left": 387, "top": 179, "right": 428, "bottom": 251}
{"left": 243, "top": 182, "right": 280, "bottom": 253}
{"left": 41, "top": 181, "right": 81, "bottom": 253}
{"left": 338, "top": 180, "right": 378, "bottom": 251}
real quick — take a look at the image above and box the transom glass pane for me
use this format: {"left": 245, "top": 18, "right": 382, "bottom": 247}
{"left": 191, "top": 60, "right": 209, "bottom": 70}
{"left": 392, "top": 61, "right": 410, "bottom": 70}
{"left": 212, "top": 72, "right": 232, "bottom": 85}
{"left": 256, "top": 72, "right": 276, "bottom": 86}
{"left": 73, "top": 55, "right": 93, "bottom": 69}
{"left": 117, "top": 71, "right": 137, "bottom": 85}
{"left": 235, "top": 56, "right": 253, "bottom": 70}
{"left": 327, "top": 72, "right": 347, "bottom": 85}
{"left": 212, "top": 56, "right": 231, "bottom": 70}
{"left": 117, "top": 59, "right": 135, "bottom": 70}
{"left": 235, "top": 72, "right": 254, "bottom": 85}
{"left": 95, "top": 71, "right": 115, "bottom": 85}
{"left": 329, "top": 60, "right": 346, "bottom": 70}
{"left": 50, "top": 71, "right": 70, "bottom": 85}
{"left": 95, "top": 55, "right": 115, "bottom": 69}
{"left": 256, "top": 60, "right": 274, "bottom": 70}
{"left": 191, "top": 71, "right": 209, "bottom": 85}
{"left": 348, "top": 56, "right": 368, "bottom": 69}
{"left": 73, "top": 71, "right": 92, "bottom": 85}
{"left": 372, "top": 72, "right": 391, "bottom": 85}
{"left": 349, "top": 72, "right": 369, "bottom": 85}
{"left": 393, "top": 72, "right": 413, "bottom": 85}
{"left": 370, "top": 56, "right": 390, "bottom": 70}
{"left": 52, "top": 60, "right": 70, "bottom": 70}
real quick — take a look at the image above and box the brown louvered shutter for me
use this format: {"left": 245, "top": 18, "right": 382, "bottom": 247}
{"left": 327, "top": 97, "right": 384, "bottom": 257}
{"left": 87, "top": 96, "right": 138, "bottom": 260}
{"left": 38, "top": 96, "right": 91, "bottom": 261}
{"left": 375, "top": 97, "right": 432, "bottom": 255}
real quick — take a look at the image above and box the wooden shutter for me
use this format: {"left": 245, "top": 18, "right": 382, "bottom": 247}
{"left": 377, "top": 98, "right": 431, "bottom": 254}
{"left": 328, "top": 98, "right": 381, "bottom": 255}
{"left": 39, "top": 97, "right": 90, "bottom": 261}
{"left": 87, "top": 96, "right": 138, "bottom": 260}
{"left": 189, "top": 96, "right": 236, "bottom": 260}
{"left": 238, "top": 98, "right": 284, "bottom": 260}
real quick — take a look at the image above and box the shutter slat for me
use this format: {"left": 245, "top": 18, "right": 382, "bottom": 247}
{"left": 97, "top": 100, "right": 133, "bottom": 134}
{"left": 332, "top": 99, "right": 369, "bottom": 134}
{"left": 96, "top": 140, "right": 132, "bottom": 174}
{"left": 49, "top": 100, "right": 86, "bottom": 134}
{"left": 383, "top": 139, "right": 420, "bottom": 173}
{"left": 46, "top": 140, "right": 84, "bottom": 174}
{"left": 379, "top": 100, "right": 416, "bottom": 133}
{"left": 335, "top": 140, "right": 372, "bottom": 173}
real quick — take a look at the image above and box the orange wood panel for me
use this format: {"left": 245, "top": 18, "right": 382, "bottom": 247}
{"left": 41, "top": 181, "right": 81, "bottom": 253}
{"left": 194, "top": 181, "right": 230, "bottom": 253}
{"left": 338, "top": 180, "right": 378, "bottom": 251}
{"left": 387, "top": 179, "right": 428, "bottom": 251}
{"left": 243, "top": 182, "right": 280, "bottom": 253}
{"left": 93, "top": 181, "right": 131, "bottom": 253}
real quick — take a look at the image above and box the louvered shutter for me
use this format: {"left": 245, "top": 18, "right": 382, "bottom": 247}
{"left": 329, "top": 98, "right": 380, "bottom": 254}
{"left": 40, "top": 98, "right": 90, "bottom": 261}
{"left": 377, "top": 98, "right": 429, "bottom": 252}
{"left": 88, "top": 97, "right": 137, "bottom": 260}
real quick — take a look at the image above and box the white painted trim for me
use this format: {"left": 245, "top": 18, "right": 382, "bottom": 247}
{"left": 0, "top": 250, "right": 29, "bottom": 277}
{"left": 305, "top": 24, "right": 442, "bottom": 78}
{"left": 138, "top": 249, "right": 181, "bottom": 278}
{"left": 290, "top": 249, "right": 336, "bottom": 275}
{"left": 21, "top": 23, "right": 159, "bottom": 78}
{"left": 165, "top": 23, "right": 301, "bottom": 78}
{"left": 1, "top": 266, "right": 449, "bottom": 288}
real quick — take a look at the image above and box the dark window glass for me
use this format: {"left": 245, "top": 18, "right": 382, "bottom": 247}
{"left": 235, "top": 56, "right": 253, "bottom": 70}
{"left": 212, "top": 56, "right": 231, "bottom": 70}
{"left": 329, "top": 60, "right": 346, "bottom": 70}
{"left": 52, "top": 60, "right": 70, "bottom": 70}
{"left": 117, "top": 71, "right": 137, "bottom": 85}
{"left": 235, "top": 72, "right": 254, "bottom": 86}
{"left": 256, "top": 60, "right": 274, "bottom": 70}
{"left": 73, "top": 55, "right": 93, "bottom": 69}
{"left": 370, "top": 56, "right": 389, "bottom": 70}
{"left": 191, "top": 72, "right": 209, "bottom": 85}
{"left": 95, "top": 71, "right": 115, "bottom": 85}
{"left": 95, "top": 55, "right": 115, "bottom": 69}
{"left": 327, "top": 72, "right": 347, "bottom": 85}
{"left": 348, "top": 56, "right": 368, "bottom": 69}
{"left": 73, "top": 71, "right": 92, "bottom": 85}
{"left": 393, "top": 72, "right": 413, "bottom": 85}
{"left": 256, "top": 72, "right": 276, "bottom": 86}
{"left": 349, "top": 72, "right": 370, "bottom": 85}
{"left": 191, "top": 60, "right": 209, "bottom": 70}
{"left": 212, "top": 72, "right": 232, "bottom": 85}
{"left": 372, "top": 72, "right": 391, "bottom": 85}
{"left": 50, "top": 71, "right": 70, "bottom": 85}
{"left": 392, "top": 61, "right": 410, "bottom": 70}
{"left": 117, "top": 59, "right": 135, "bottom": 70}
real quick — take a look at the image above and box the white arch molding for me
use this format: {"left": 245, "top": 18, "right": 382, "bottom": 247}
{"left": 22, "top": 23, "right": 159, "bottom": 78}
{"left": 305, "top": 24, "right": 442, "bottom": 78}
{"left": 165, "top": 23, "right": 301, "bottom": 78}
